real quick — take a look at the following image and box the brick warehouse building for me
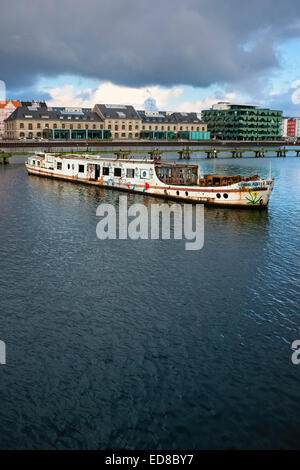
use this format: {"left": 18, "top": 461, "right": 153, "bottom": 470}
{"left": 0, "top": 100, "right": 21, "bottom": 138}
{"left": 4, "top": 103, "right": 208, "bottom": 140}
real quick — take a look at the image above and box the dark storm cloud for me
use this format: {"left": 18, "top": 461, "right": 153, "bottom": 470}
{"left": 1, "top": 0, "right": 300, "bottom": 90}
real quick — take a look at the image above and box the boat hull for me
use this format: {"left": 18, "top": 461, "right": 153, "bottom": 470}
{"left": 26, "top": 165, "right": 273, "bottom": 209}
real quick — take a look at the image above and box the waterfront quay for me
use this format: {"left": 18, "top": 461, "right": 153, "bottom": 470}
{"left": 1, "top": 139, "right": 300, "bottom": 163}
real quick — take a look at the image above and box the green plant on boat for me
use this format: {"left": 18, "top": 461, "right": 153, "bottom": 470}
{"left": 245, "top": 189, "right": 263, "bottom": 205}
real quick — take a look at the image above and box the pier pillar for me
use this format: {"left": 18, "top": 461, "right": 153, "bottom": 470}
{"left": 114, "top": 151, "right": 131, "bottom": 160}
{"left": 233, "top": 151, "right": 243, "bottom": 158}
{"left": 206, "top": 150, "right": 218, "bottom": 159}
{"left": 148, "top": 150, "right": 162, "bottom": 161}
{"left": 178, "top": 149, "right": 191, "bottom": 160}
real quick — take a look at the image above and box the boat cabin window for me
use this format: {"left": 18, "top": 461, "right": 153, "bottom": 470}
{"left": 155, "top": 165, "right": 198, "bottom": 186}
{"left": 212, "top": 177, "right": 220, "bottom": 186}
{"left": 103, "top": 167, "right": 109, "bottom": 176}
{"left": 114, "top": 168, "right": 122, "bottom": 177}
{"left": 126, "top": 168, "right": 135, "bottom": 178}
{"left": 78, "top": 164, "right": 85, "bottom": 173}
{"left": 57, "top": 162, "right": 62, "bottom": 170}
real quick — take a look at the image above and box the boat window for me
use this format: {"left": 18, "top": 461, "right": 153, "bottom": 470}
{"left": 103, "top": 167, "right": 109, "bottom": 176}
{"left": 57, "top": 162, "right": 62, "bottom": 170}
{"left": 114, "top": 168, "right": 122, "bottom": 177}
{"left": 216, "top": 193, "right": 221, "bottom": 199}
{"left": 126, "top": 168, "right": 135, "bottom": 178}
{"left": 78, "top": 164, "right": 85, "bottom": 173}
{"left": 223, "top": 193, "right": 228, "bottom": 199}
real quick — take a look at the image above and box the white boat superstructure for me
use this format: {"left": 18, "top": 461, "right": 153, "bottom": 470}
{"left": 25, "top": 152, "right": 274, "bottom": 208}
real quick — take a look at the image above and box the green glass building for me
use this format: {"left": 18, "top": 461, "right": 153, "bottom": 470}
{"left": 202, "top": 103, "right": 282, "bottom": 141}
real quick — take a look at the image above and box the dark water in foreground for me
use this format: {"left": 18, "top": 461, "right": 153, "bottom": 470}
{"left": 0, "top": 155, "right": 299, "bottom": 449}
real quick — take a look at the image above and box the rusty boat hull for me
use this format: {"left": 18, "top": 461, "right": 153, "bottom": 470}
{"left": 25, "top": 153, "right": 274, "bottom": 208}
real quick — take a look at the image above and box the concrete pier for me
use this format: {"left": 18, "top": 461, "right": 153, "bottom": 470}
{"left": 276, "top": 149, "right": 286, "bottom": 157}
{"left": 254, "top": 150, "right": 265, "bottom": 158}
{"left": 0, "top": 154, "right": 11, "bottom": 164}
{"left": 206, "top": 149, "right": 218, "bottom": 159}
{"left": 232, "top": 150, "right": 243, "bottom": 158}
{"left": 178, "top": 150, "right": 191, "bottom": 160}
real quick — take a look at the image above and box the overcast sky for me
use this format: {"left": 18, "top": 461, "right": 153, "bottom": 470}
{"left": 1, "top": 0, "right": 300, "bottom": 114}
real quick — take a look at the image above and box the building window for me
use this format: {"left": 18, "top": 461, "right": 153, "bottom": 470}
{"left": 114, "top": 168, "right": 122, "bottom": 177}
{"left": 20, "top": 132, "right": 25, "bottom": 137}
{"left": 115, "top": 133, "right": 118, "bottom": 138}
{"left": 28, "top": 123, "right": 33, "bottom": 130}
{"left": 108, "top": 124, "right": 111, "bottom": 129}
{"left": 202, "top": 127, "right": 205, "bottom": 131}
{"left": 62, "top": 124, "right": 65, "bottom": 129}
{"left": 78, "top": 164, "right": 85, "bottom": 173}
{"left": 57, "top": 162, "right": 62, "bottom": 170}
{"left": 93, "top": 124, "right": 96, "bottom": 129}
{"left": 37, "top": 123, "right": 41, "bottom": 129}
{"left": 85, "top": 124, "right": 88, "bottom": 129}
{"left": 126, "top": 168, "right": 135, "bottom": 178}
{"left": 53, "top": 124, "right": 57, "bottom": 129}
{"left": 70, "top": 124, "right": 73, "bottom": 129}
{"left": 135, "top": 133, "right": 139, "bottom": 137}
{"left": 162, "top": 126, "right": 164, "bottom": 130}
{"left": 103, "top": 167, "right": 109, "bottom": 175}
{"left": 135, "top": 125, "right": 138, "bottom": 129}
{"left": 115, "top": 125, "right": 118, "bottom": 131}
{"left": 78, "top": 124, "right": 81, "bottom": 129}
{"left": 20, "top": 123, "right": 24, "bottom": 129}
{"left": 122, "top": 133, "right": 126, "bottom": 137}
{"left": 142, "top": 125, "right": 145, "bottom": 130}
{"left": 129, "top": 125, "right": 132, "bottom": 131}
{"left": 100, "top": 124, "right": 103, "bottom": 129}
{"left": 122, "top": 124, "right": 125, "bottom": 130}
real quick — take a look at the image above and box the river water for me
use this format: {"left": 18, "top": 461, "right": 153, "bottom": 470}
{"left": 0, "top": 153, "right": 299, "bottom": 449}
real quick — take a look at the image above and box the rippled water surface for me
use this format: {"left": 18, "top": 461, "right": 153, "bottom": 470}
{"left": 0, "top": 154, "right": 299, "bottom": 449}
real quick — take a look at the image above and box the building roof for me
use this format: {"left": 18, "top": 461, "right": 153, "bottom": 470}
{"left": 5, "top": 106, "right": 103, "bottom": 122}
{"left": 0, "top": 100, "right": 21, "bottom": 109}
{"left": 137, "top": 110, "right": 203, "bottom": 124}
{"left": 94, "top": 104, "right": 140, "bottom": 120}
